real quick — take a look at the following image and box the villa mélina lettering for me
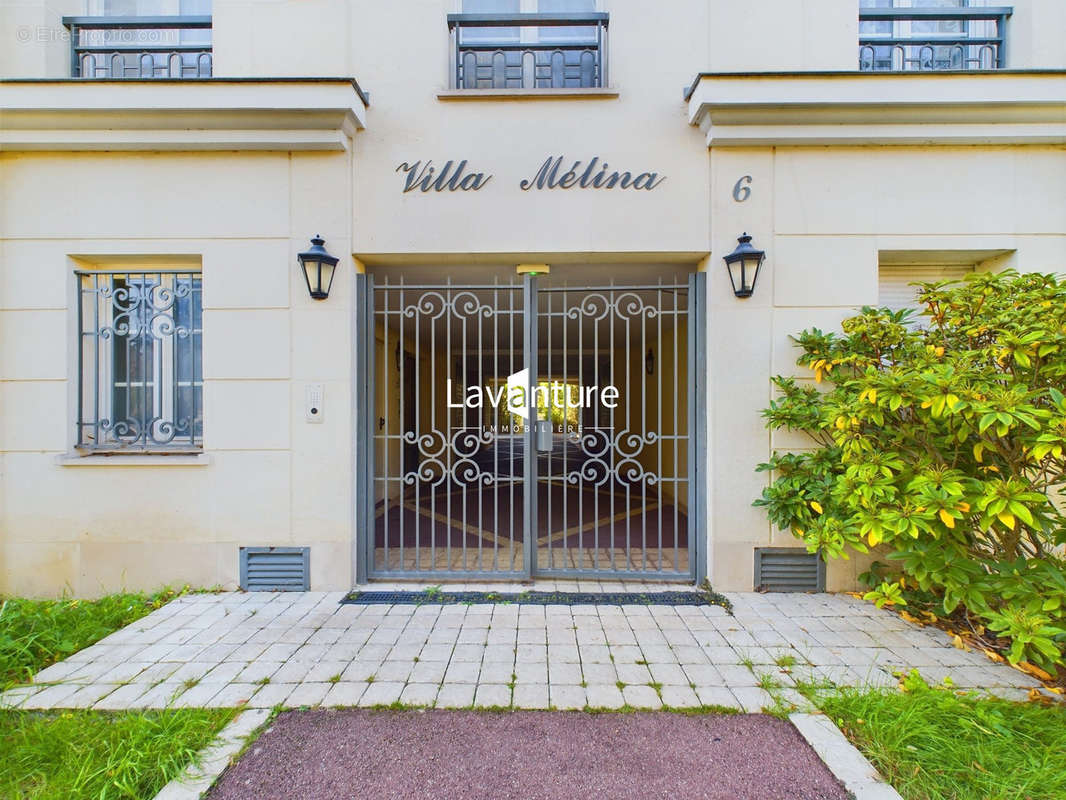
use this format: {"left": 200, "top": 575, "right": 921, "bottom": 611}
{"left": 395, "top": 156, "right": 665, "bottom": 193}
{"left": 520, "top": 156, "right": 665, "bottom": 191}
{"left": 396, "top": 160, "right": 493, "bottom": 193}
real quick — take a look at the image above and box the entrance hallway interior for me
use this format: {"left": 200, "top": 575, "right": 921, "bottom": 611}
{"left": 361, "top": 263, "right": 705, "bottom": 582}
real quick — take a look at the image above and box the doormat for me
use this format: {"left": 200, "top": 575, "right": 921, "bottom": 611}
{"left": 341, "top": 588, "right": 731, "bottom": 610}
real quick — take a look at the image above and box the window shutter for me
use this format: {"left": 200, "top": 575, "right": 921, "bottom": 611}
{"left": 878, "top": 264, "right": 974, "bottom": 312}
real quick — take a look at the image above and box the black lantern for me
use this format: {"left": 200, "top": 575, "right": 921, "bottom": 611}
{"left": 297, "top": 235, "right": 339, "bottom": 300}
{"left": 723, "top": 232, "right": 766, "bottom": 299}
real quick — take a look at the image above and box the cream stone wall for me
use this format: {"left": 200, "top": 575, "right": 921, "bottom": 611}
{"left": 0, "top": 150, "right": 356, "bottom": 596}
{"left": 4, "top": 0, "right": 1064, "bottom": 79}
{"left": 1, "top": 0, "right": 1064, "bottom": 595}
{"left": 704, "top": 144, "right": 1066, "bottom": 591}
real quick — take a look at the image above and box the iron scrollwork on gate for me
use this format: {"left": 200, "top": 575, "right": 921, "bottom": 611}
{"left": 361, "top": 273, "right": 704, "bottom": 581}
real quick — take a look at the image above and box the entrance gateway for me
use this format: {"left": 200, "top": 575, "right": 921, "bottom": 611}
{"left": 353, "top": 271, "right": 706, "bottom": 582}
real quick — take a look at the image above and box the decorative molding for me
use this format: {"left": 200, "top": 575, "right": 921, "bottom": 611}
{"left": 437, "top": 87, "right": 618, "bottom": 101}
{"left": 686, "top": 71, "right": 1066, "bottom": 146}
{"left": 0, "top": 78, "right": 367, "bottom": 152}
{"left": 56, "top": 453, "right": 213, "bottom": 466}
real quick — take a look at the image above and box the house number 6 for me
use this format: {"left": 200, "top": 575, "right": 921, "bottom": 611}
{"left": 732, "top": 175, "right": 752, "bottom": 202}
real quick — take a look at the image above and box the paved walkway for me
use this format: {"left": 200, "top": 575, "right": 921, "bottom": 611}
{"left": 1, "top": 591, "right": 1042, "bottom": 713}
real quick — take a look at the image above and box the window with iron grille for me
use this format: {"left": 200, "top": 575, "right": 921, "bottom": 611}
{"left": 451, "top": 0, "right": 607, "bottom": 90}
{"left": 859, "top": 0, "right": 1008, "bottom": 72}
{"left": 76, "top": 270, "right": 203, "bottom": 451}
{"left": 66, "top": 0, "right": 212, "bottom": 79}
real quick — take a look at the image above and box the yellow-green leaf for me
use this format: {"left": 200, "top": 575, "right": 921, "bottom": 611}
{"left": 997, "top": 511, "right": 1016, "bottom": 530}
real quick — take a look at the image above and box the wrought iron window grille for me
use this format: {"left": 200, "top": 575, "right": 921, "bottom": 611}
{"left": 63, "top": 15, "right": 212, "bottom": 78}
{"left": 447, "top": 12, "right": 609, "bottom": 90}
{"left": 76, "top": 270, "right": 203, "bottom": 453}
{"left": 858, "top": 6, "right": 1012, "bottom": 71}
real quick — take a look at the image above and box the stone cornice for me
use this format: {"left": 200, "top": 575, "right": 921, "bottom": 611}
{"left": 0, "top": 78, "right": 368, "bottom": 152}
{"left": 685, "top": 71, "right": 1066, "bottom": 146}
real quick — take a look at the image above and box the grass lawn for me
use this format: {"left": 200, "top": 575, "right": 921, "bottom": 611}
{"left": 0, "top": 588, "right": 188, "bottom": 688}
{"left": 812, "top": 683, "right": 1066, "bottom": 800}
{"left": 0, "top": 589, "right": 236, "bottom": 799}
{"left": 0, "top": 708, "right": 235, "bottom": 800}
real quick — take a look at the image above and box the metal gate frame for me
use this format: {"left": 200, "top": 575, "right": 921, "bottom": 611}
{"left": 353, "top": 272, "right": 706, "bottom": 584}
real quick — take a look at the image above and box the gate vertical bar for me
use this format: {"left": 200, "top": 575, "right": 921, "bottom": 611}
{"left": 689, "top": 271, "right": 706, "bottom": 583}
{"left": 523, "top": 274, "right": 538, "bottom": 578}
{"left": 353, "top": 273, "right": 371, "bottom": 585}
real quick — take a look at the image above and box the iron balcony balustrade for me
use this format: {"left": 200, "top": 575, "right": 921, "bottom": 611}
{"left": 447, "top": 12, "right": 609, "bottom": 90}
{"left": 859, "top": 6, "right": 1012, "bottom": 72}
{"left": 63, "top": 15, "right": 212, "bottom": 79}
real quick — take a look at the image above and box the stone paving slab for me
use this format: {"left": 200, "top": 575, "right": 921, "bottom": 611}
{"left": 1, "top": 590, "right": 1045, "bottom": 713}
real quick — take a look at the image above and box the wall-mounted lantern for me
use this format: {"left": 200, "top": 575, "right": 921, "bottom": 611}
{"left": 297, "top": 235, "right": 339, "bottom": 300}
{"left": 723, "top": 232, "right": 766, "bottom": 299}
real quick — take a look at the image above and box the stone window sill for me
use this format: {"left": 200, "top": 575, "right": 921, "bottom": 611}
{"left": 437, "top": 87, "right": 619, "bottom": 101}
{"left": 56, "top": 452, "right": 212, "bottom": 467}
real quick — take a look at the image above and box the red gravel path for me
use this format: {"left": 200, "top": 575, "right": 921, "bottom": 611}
{"left": 207, "top": 710, "right": 849, "bottom": 800}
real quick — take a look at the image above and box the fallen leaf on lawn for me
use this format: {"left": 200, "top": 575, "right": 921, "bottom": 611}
{"left": 1027, "top": 688, "right": 1053, "bottom": 704}
{"left": 1016, "top": 662, "right": 1054, "bottom": 682}
{"left": 951, "top": 634, "right": 970, "bottom": 651}
{"left": 900, "top": 611, "right": 924, "bottom": 625}
{"left": 919, "top": 611, "right": 939, "bottom": 624}
{"left": 983, "top": 649, "right": 1004, "bottom": 663}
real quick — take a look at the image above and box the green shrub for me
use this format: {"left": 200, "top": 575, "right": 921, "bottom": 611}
{"left": 755, "top": 270, "right": 1066, "bottom": 671}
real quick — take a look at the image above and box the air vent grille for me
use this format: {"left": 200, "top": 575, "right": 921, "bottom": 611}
{"left": 754, "top": 548, "right": 824, "bottom": 592}
{"left": 239, "top": 547, "right": 310, "bottom": 591}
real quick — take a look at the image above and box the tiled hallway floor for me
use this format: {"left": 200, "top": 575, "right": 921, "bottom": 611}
{"left": 1, "top": 591, "right": 1044, "bottom": 713}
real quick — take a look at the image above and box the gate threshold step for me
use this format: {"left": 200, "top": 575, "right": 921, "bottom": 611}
{"left": 351, "top": 580, "right": 696, "bottom": 594}
{"left": 343, "top": 582, "right": 731, "bottom": 609}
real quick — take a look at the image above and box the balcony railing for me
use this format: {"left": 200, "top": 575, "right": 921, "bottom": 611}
{"left": 859, "top": 6, "right": 1011, "bottom": 72}
{"left": 447, "top": 12, "right": 608, "bottom": 90}
{"left": 63, "top": 15, "right": 212, "bottom": 79}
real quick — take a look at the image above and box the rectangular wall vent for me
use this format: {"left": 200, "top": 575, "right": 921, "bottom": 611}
{"left": 754, "top": 548, "right": 825, "bottom": 592}
{"left": 239, "top": 547, "right": 310, "bottom": 591}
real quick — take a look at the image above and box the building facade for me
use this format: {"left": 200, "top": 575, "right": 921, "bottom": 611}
{"left": 1, "top": 0, "right": 1063, "bottom": 596}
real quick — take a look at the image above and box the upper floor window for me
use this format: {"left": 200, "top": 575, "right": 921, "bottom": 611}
{"left": 77, "top": 270, "right": 203, "bottom": 452}
{"left": 859, "top": 1, "right": 1011, "bottom": 71}
{"left": 449, "top": 0, "right": 608, "bottom": 90}
{"left": 64, "top": 0, "right": 212, "bottom": 79}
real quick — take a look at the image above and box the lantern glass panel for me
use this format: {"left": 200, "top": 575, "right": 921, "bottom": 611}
{"left": 744, "top": 255, "right": 761, "bottom": 294}
{"left": 301, "top": 261, "right": 318, "bottom": 296}
{"left": 319, "top": 261, "right": 335, "bottom": 296}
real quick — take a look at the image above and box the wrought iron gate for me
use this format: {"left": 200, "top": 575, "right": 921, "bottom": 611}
{"left": 354, "top": 273, "right": 705, "bottom": 583}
